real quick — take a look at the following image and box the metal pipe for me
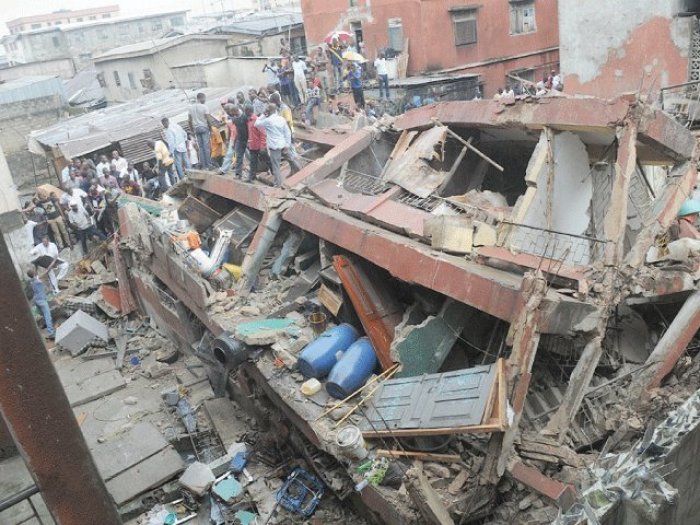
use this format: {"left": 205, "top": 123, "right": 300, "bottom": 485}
{"left": 0, "top": 234, "right": 122, "bottom": 524}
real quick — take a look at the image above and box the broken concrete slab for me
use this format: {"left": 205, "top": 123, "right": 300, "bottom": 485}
{"left": 90, "top": 422, "right": 169, "bottom": 480}
{"left": 179, "top": 461, "right": 215, "bottom": 497}
{"left": 64, "top": 369, "right": 127, "bottom": 407}
{"left": 56, "top": 310, "right": 109, "bottom": 356}
{"left": 234, "top": 318, "right": 301, "bottom": 345}
{"left": 204, "top": 398, "right": 248, "bottom": 449}
{"left": 106, "top": 446, "right": 184, "bottom": 505}
{"left": 425, "top": 216, "right": 473, "bottom": 254}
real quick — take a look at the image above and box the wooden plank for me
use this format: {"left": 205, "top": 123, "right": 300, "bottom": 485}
{"left": 405, "top": 462, "right": 455, "bottom": 525}
{"left": 76, "top": 412, "right": 87, "bottom": 426}
{"left": 438, "top": 123, "right": 504, "bottom": 172}
{"left": 362, "top": 421, "right": 503, "bottom": 439}
{"left": 105, "top": 447, "right": 184, "bottom": 506}
{"left": 437, "top": 144, "right": 468, "bottom": 195}
{"left": 90, "top": 422, "right": 169, "bottom": 481}
{"left": 375, "top": 450, "right": 462, "bottom": 463}
{"left": 115, "top": 334, "right": 127, "bottom": 370}
{"left": 497, "top": 358, "right": 507, "bottom": 427}
{"left": 319, "top": 284, "right": 343, "bottom": 316}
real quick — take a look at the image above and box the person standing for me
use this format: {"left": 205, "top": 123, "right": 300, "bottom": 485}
{"left": 30, "top": 235, "right": 69, "bottom": 294}
{"left": 255, "top": 104, "right": 296, "bottom": 188}
{"left": 125, "top": 161, "right": 141, "bottom": 185}
{"left": 219, "top": 104, "right": 239, "bottom": 175}
{"left": 186, "top": 132, "right": 199, "bottom": 169}
{"left": 26, "top": 269, "right": 55, "bottom": 340}
{"left": 148, "top": 139, "right": 175, "bottom": 186}
{"left": 304, "top": 80, "right": 322, "bottom": 126}
{"left": 227, "top": 104, "right": 248, "bottom": 179}
{"left": 246, "top": 105, "right": 266, "bottom": 183}
{"left": 263, "top": 59, "right": 280, "bottom": 91}
{"left": 374, "top": 52, "right": 390, "bottom": 99}
{"left": 111, "top": 150, "right": 128, "bottom": 177}
{"left": 328, "top": 38, "right": 344, "bottom": 91}
{"left": 39, "top": 193, "right": 71, "bottom": 249}
{"left": 347, "top": 63, "right": 365, "bottom": 109}
{"left": 67, "top": 202, "right": 106, "bottom": 255}
{"left": 188, "top": 92, "right": 217, "bottom": 170}
{"left": 292, "top": 56, "right": 308, "bottom": 105}
{"left": 162, "top": 117, "right": 189, "bottom": 180}
{"left": 95, "top": 154, "right": 111, "bottom": 179}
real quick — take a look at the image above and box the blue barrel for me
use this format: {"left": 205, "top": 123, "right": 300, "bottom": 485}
{"left": 297, "top": 324, "right": 359, "bottom": 379}
{"left": 326, "top": 337, "right": 378, "bottom": 399}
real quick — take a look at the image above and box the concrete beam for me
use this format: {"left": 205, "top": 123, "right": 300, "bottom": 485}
{"left": 393, "top": 98, "right": 694, "bottom": 160}
{"left": 284, "top": 127, "right": 377, "bottom": 189}
{"left": 508, "top": 460, "right": 576, "bottom": 511}
{"left": 283, "top": 200, "right": 596, "bottom": 335}
{"left": 633, "top": 290, "right": 700, "bottom": 394}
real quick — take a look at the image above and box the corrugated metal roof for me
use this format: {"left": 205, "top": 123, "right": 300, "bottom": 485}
{"left": 95, "top": 34, "right": 230, "bottom": 61}
{"left": 0, "top": 75, "right": 66, "bottom": 105}
{"left": 213, "top": 11, "right": 302, "bottom": 36}
{"left": 30, "top": 87, "right": 247, "bottom": 160}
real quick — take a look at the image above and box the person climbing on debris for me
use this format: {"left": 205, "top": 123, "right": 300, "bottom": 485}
{"left": 29, "top": 235, "right": 69, "bottom": 294}
{"left": 67, "top": 201, "right": 106, "bottom": 255}
{"left": 670, "top": 199, "right": 700, "bottom": 241}
{"left": 26, "top": 268, "right": 55, "bottom": 340}
{"left": 255, "top": 103, "right": 297, "bottom": 188}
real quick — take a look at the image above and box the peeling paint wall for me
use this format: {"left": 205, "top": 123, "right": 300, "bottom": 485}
{"left": 559, "top": 0, "right": 692, "bottom": 97}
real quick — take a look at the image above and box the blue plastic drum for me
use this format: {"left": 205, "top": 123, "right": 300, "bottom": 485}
{"left": 297, "top": 324, "right": 359, "bottom": 379}
{"left": 326, "top": 337, "right": 378, "bottom": 399}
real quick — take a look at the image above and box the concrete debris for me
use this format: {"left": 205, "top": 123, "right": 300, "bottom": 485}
{"left": 56, "top": 310, "right": 109, "bottom": 356}
{"left": 178, "top": 462, "right": 215, "bottom": 497}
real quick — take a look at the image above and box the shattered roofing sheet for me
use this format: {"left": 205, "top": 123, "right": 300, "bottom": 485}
{"left": 361, "top": 364, "right": 496, "bottom": 431}
{"left": 29, "top": 87, "right": 246, "bottom": 160}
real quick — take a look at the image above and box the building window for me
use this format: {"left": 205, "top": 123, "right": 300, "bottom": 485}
{"left": 89, "top": 16, "right": 97, "bottom": 20}
{"left": 102, "top": 14, "right": 111, "bottom": 18}
{"left": 170, "top": 16, "right": 184, "bottom": 27}
{"left": 113, "top": 71, "right": 121, "bottom": 86}
{"left": 151, "top": 20, "right": 163, "bottom": 32}
{"left": 387, "top": 18, "right": 403, "bottom": 51}
{"left": 31, "top": 23, "right": 41, "bottom": 29}
{"left": 349, "top": 0, "right": 358, "bottom": 6}
{"left": 137, "top": 23, "right": 145, "bottom": 33}
{"left": 97, "top": 73, "right": 106, "bottom": 88}
{"left": 510, "top": 0, "right": 536, "bottom": 35}
{"left": 452, "top": 10, "right": 477, "bottom": 46}
{"left": 77, "top": 17, "right": 83, "bottom": 22}
{"left": 128, "top": 72, "right": 137, "bottom": 89}
{"left": 290, "top": 36, "right": 307, "bottom": 56}
{"left": 98, "top": 28, "right": 108, "bottom": 40}
{"left": 52, "top": 36, "right": 60, "bottom": 48}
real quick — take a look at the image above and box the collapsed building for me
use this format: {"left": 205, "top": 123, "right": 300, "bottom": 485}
{"left": 4, "top": 94, "right": 700, "bottom": 524}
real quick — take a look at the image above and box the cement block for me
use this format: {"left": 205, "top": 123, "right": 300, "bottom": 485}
{"left": 179, "top": 461, "right": 215, "bottom": 496}
{"left": 56, "top": 310, "right": 109, "bottom": 356}
{"left": 425, "top": 216, "right": 473, "bottom": 254}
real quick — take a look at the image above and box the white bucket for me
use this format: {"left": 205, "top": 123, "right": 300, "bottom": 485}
{"left": 336, "top": 425, "right": 368, "bottom": 461}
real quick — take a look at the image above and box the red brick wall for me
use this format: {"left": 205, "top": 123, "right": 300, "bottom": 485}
{"left": 301, "top": 0, "right": 559, "bottom": 95}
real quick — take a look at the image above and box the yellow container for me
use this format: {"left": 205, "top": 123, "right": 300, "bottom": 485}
{"left": 223, "top": 264, "right": 242, "bottom": 281}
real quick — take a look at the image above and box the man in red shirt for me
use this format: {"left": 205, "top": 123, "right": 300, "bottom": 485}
{"left": 245, "top": 105, "right": 266, "bottom": 183}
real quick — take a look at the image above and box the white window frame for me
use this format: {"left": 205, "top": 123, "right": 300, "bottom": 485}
{"left": 510, "top": 0, "right": 537, "bottom": 35}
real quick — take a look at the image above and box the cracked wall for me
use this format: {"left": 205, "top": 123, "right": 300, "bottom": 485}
{"left": 559, "top": 0, "right": 692, "bottom": 97}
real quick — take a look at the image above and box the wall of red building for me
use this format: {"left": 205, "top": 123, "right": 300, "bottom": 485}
{"left": 301, "top": 0, "right": 559, "bottom": 95}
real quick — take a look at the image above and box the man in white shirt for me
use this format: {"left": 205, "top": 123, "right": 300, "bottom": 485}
{"left": 61, "top": 160, "right": 73, "bottom": 188}
{"left": 67, "top": 202, "right": 106, "bottom": 255}
{"left": 111, "top": 150, "right": 129, "bottom": 177}
{"left": 255, "top": 103, "right": 297, "bottom": 187}
{"left": 95, "top": 154, "right": 111, "bottom": 179}
{"left": 374, "top": 52, "right": 390, "bottom": 99}
{"left": 29, "top": 235, "right": 69, "bottom": 294}
{"left": 161, "top": 117, "right": 189, "bottom": 181}
{"left": 292, "top": 56, "right": 308, "bottom": 105}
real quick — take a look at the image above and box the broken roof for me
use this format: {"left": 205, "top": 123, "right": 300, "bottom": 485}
{"left": 28, "top": 87, "right": 242, "bottom": 161}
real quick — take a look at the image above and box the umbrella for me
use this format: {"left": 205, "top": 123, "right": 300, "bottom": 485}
{"left": 342, "top": 50, "right": 367, "bottom": 63}
{"left": 324, "top": 30, "right": 353, "bottom": 44}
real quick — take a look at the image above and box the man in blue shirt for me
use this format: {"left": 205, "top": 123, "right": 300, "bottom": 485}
{"left": 27, "top": 268, "right": 54, "bottom": 339}
{"left": 347, "top": 63, "right": 365, "bottom": 109}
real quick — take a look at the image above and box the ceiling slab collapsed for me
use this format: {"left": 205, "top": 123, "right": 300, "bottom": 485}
{"left": 111, "top": 96, "right": 700, "bottom": 524}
